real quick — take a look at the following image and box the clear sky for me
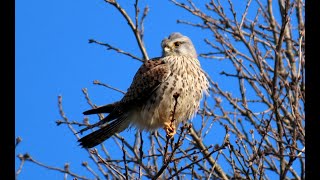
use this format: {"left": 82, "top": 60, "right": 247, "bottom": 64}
{"left": 15, "top": 0, "right": 290, "bottom": 179}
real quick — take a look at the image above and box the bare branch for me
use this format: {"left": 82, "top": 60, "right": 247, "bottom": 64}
{"left": 104, "top": 0, "right": 149, "bottom": 60}
{"left": 89, "top": 39, "right": 143, "bottom": 62}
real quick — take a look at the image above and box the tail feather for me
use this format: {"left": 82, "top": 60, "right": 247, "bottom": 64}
{"left": 78, "top": 116, "right": 130, "bottom": 148}
{"left": 83, "top": 103, "right": 118, "bottom": 115}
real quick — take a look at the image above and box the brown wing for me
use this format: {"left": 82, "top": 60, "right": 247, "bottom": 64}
{"left": 78, "top": 58, "right": 170, "bottom": 135}
{"left": 83, "top": 57, "right": 169, "bottom": 117}
{"left": 120, "top": 57, "right": 171, "bottom": 106}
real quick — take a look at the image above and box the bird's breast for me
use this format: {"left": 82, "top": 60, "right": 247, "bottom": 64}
{"left": 131, "top": 56, "right": 209, "bottom": 131}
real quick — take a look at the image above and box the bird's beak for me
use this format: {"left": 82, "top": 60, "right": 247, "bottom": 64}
{"left": 164, "top": 45, "right": 172, "bottom": 53}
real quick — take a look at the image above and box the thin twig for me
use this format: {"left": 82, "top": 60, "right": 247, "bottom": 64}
{"left": 89, "top": 39, "right": 143, "bottom": 62}
{"left": 104, "top": 0, "right": 149, "bottom": 60}
{"left": 93, "top": 80, "right": 126, "bottom": 94}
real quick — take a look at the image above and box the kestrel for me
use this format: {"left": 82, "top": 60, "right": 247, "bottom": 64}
{"left": 78, "top": 32, "right": 209, "bottom": 148}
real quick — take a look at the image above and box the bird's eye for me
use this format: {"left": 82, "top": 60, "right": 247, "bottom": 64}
{"left": 174, "top": 42, "right": 181, "bottom": 47}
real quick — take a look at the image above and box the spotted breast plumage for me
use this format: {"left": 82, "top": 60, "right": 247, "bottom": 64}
{"left": 78, "top": 32, "right": 209, "bottom": 148}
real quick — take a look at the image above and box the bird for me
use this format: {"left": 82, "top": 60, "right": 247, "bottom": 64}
{"left": 78, "top": 32, "right": 209, "bottom": 148}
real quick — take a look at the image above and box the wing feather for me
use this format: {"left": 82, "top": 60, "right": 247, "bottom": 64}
{"left": 79, "top": 58, "right": 170, "bottom": 135}
{"left": 120, "top": 58, "right": 171, "bottom": 106}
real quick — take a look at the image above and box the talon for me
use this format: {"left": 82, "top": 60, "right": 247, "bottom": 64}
{"left": 164, "top": 122, "right": 176, "bottom": 139}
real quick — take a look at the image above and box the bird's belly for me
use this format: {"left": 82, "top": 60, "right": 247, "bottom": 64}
{"left": 131, "top": 74, "right": 203, "bottom": 131}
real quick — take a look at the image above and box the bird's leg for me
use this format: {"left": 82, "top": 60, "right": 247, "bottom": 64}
{"left": 164, "top": 92, "right": 180, "bottom": 138}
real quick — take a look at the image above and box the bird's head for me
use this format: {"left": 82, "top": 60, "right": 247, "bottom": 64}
{"left": 161, "top": 32, "right": 197, "bottom": 59}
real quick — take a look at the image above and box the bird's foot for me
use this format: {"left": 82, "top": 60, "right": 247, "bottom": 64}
{"left": 164, "top": 122, "right": 176, "bottom": 139}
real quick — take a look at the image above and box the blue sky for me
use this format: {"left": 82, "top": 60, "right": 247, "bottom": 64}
{"left": 15, "top": 0, "right": 295, "bottom": 179}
